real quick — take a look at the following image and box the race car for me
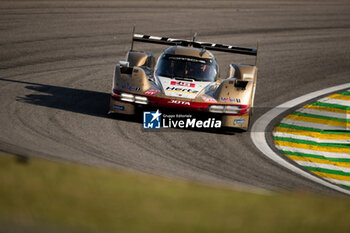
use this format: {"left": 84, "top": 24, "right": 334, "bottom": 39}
{"left": 109, "top": 32, "right": 258, "bottom": 131}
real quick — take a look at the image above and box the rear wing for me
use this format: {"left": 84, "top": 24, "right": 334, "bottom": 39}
{"left": 132, "top": 34, "right": 258, "bottom": 57}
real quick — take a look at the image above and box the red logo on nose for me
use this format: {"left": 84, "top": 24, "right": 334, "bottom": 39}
{"left": 170, "top": 81, "right": 195, "bottom": 88}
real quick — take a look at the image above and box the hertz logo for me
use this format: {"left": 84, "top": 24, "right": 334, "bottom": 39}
{"left": 165, "top": 86, "right": 199, "bottom": 94}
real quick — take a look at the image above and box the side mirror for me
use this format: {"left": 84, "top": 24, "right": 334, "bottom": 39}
{"left": 118, "top": 61, "right": 129, "bottom": 67}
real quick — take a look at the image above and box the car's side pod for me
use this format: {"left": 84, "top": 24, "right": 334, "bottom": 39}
{"left": 113, "top": 63, "right": 151, "bottom": 94}
{"left": 214, "top": 64, "right": 257, "bottom": 107}
{"left": 109, "top": 60, "right": 152, "bottom": 114}
{"left": 126, "top": 50, "right": 156, "bottom": 70}
{"left": 112, "top": 50, "right": 155, "bottom": 94}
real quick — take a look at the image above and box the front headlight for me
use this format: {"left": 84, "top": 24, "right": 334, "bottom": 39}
{"left": 120, "top": 93, "right": 134, "bottom": 102}
{"left": 208, "top": 105, "right": 243, "bottom": 114}
{"left": 208, "top": 105, "right": 225, "bottom": 113}
{"left": 134, "top": 96, "right": 148, "bottom": 105}
{"left": 120, "top": 93, "right": 148, "bottom": 105}
{"left": 224, "top": 105, "right": 241, "bottom": 114}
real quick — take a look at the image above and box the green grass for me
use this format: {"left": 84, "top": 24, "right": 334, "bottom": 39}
{"left": 1, "top": 152, "right": 350, "bottom": 233}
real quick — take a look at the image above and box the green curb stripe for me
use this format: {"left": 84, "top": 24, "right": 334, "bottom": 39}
{"left": 277, "top": 123, "right": 323, "bottom": 133}
{"left": 275, "top": 90, "right": 350, "bottom": 191}
{"left": 339, "top": 91, "right": 350, "bottom": 96}
{"left": 310, "top": 102, "right": 350, "bottom": 110}
{"left": 291, "top": 112, "right": 350, "bottom": 123}
{"left": 280, "top": 150, "right": 350, "bottom": 163}
{"left": 276, "top": 123, "right": 350, "bottom": 134}
{"left": 304, "top": 166, "right": 350, "bottom": 177}
{"left": 340, "top": 184, "right": 350, "bottom": 189}
{"left": 274, "top": 136, "right": 350, "bottom": 148}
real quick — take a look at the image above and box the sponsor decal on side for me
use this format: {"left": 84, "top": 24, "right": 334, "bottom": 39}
{"left": 143, "top": 110, "right": 221, "bottom": 129}
{"left": 221, "top": 97, "right": 241, "bottom": 103}
{"left": 202, "top": 97, "right": 217, "bottom": 103}
{"left": 113, "top": 104, "right": 125, "bottom": 111}
{"left": 168, "top": 99, "right": 190, "bottom": 105}
{"left": 233, "top": 119, "right": 245, "bottom": 125}
{"left": 170, "top": 81, "right": 195, "bottom": 88}
{"left": 165, "top": 86, "right": 198, "bottom": 94}
{"left": 121, "top": 85, "right": 141, "bottom": 92}
{"left": 144, "top": 89, "right": 159, "bottom": 96}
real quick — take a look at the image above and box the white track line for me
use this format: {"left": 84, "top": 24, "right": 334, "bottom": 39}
{"left": 296, "top": 108, "right": 350, "bottom": 119}
{"left": 251, "top": 83, "right": 350, "bottom": 195}
{"left": 280, "top": 118, "right": 348, "bottom": 130}
{"left": 272, "top": 131, "right": 350, "bottom": 144}
{"left": 275, "top": 145, "right": 350, "bottom": 159}
{"left": 324, "top": 178, "right": 350, "bottom": 187}
{"left": 294, "top": 161, "right": 350, "bottom": 174}
{"left": 318, "top": 97, "right": 350, "bottom": 106}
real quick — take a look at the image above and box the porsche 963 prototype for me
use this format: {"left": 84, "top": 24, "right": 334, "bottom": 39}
{"left": 109, "top": 32, "right": 258, "bottom": 131}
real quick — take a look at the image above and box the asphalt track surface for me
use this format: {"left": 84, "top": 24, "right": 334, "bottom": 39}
{"left": 1, "top": 0, "right": 349, "bottom": 194}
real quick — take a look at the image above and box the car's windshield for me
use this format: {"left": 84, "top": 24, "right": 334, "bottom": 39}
{"left": 155, "top": 54, "right": 217, "bottom": 82}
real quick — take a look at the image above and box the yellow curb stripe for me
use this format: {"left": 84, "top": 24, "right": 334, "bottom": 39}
{"left": 274, "top": 140, "right": 350, "bottom": 153}
{"left": 274, "top": 126, "right": 350, "bottom": 140}
{"left": 328, "top": 94, "right": 350, "bottom": 101}
{"left": 285, "top": 114, "right": 349, "bottom": 127}
{"left": 303, "top": 105, "right": 350, "bottom": 114}
{"left": 273, "top": 90, "right": 350, "bottom": 190}
{"left": 286, "top": 155, "right": 350, "bottom": 168}
{"left": 312, "top": 171, "right": 350, "bottom": 182}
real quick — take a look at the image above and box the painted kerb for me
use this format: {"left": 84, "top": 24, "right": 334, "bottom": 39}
{"left": 273, "top": 90, "right": 350, "bottom": 190}
{"left": 251, "top": 83, "right": 350, "bottom": 195}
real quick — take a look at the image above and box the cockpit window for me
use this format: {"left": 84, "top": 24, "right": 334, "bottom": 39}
{"left": 155, "top": 54, "right": 217, "bottom": 82}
